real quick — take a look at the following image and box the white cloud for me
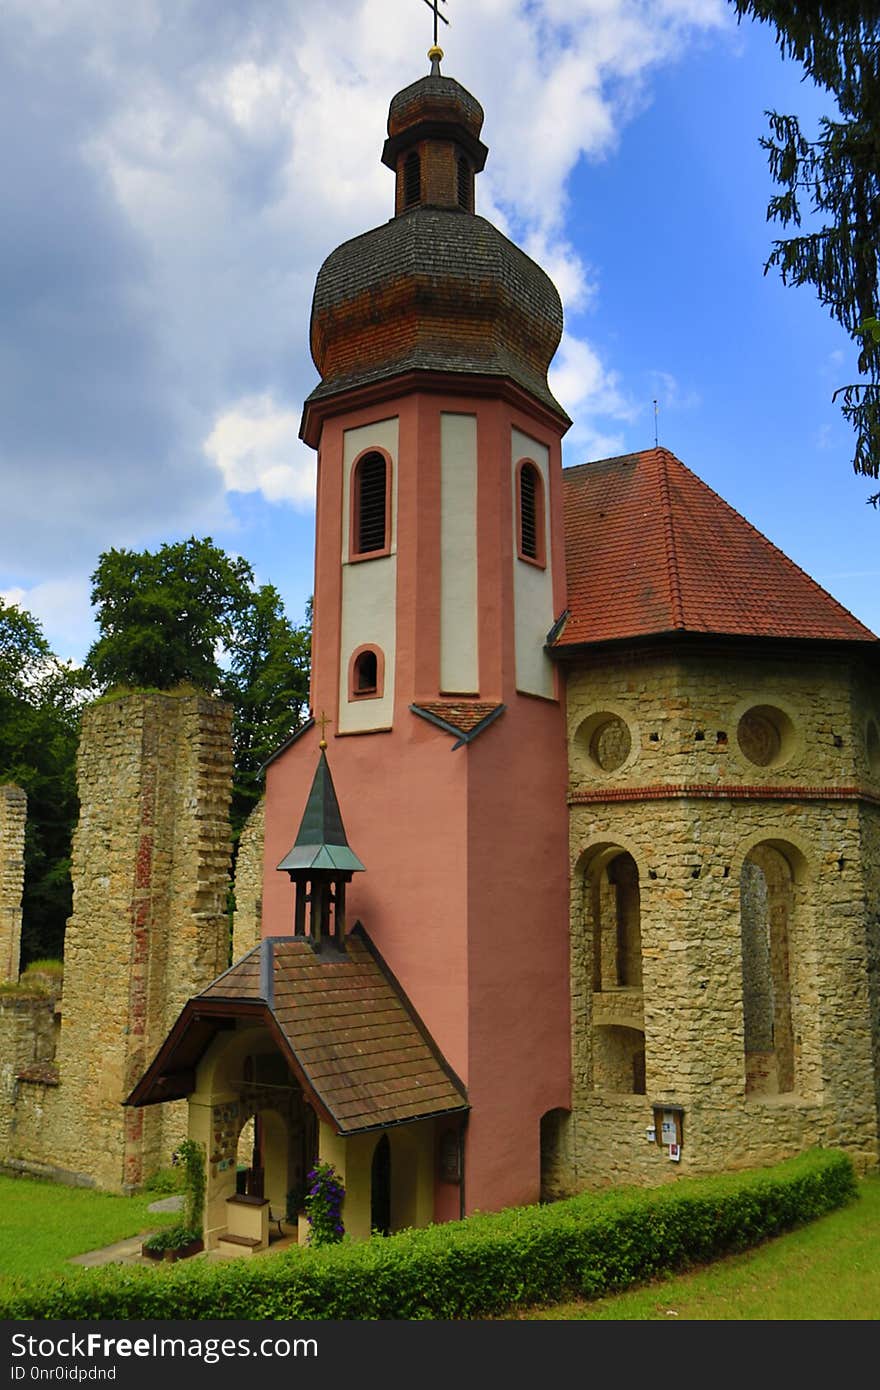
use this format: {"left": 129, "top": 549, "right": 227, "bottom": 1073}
{"left": 204, "top": 395, "right": 316, "bottom": 508}
{"left": 551, "top": 331, "right": 636, "bottom": 421}
{"left": 1, "top": 0, "right": 733, "bottom": 622}
{"left": 1, "top": 577, "right": 94, "bottom": 665}
{"left": 550, "top": 330, "right": 642, "bottom": 464}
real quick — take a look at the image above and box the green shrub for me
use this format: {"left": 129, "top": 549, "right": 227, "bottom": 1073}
{"left": 0, "top": 1148, "right": 856, "bottom": 1321}
{"left": 176, "top": 1140, "right": 205, "bottom": 1237}
{"left": 143, "top": 1167, "right": 186, "bottom": 1196}
{"left": 20, "top": 959, "right": 64, "bottom": 979}
{"left": 141, "top": 1225, "right": 202, "bottom": 1254}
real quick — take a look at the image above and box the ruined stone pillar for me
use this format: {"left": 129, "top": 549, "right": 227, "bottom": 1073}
{"left": 0, "top": 785, "right": 27, "bottom": 983}
{"left": 51, "top": 692, "right": 233, "bottom": 1190}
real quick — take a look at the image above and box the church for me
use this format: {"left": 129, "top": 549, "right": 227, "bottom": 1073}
{"left": 128, "top": 47, "right": 880, "bottom": 1252}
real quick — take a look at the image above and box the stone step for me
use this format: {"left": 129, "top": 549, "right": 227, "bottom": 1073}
{"left": 216, "top": 1233, "right": 264, "bottom": 1259}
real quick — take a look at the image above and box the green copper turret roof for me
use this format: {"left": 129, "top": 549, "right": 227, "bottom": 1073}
{"left": 276, "top": 749, "right": 365, "bottom": 875}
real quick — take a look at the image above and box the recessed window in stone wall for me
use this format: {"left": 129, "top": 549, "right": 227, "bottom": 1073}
{"left": 593, "top": 1025, "right": 647, "bottom": 1095}
{"left": 585, "top": 848, "right": 646, "bottom": 1095}
{"left": 867, "top": 719, "right": 880, "bottom": 778}
{"left": 590, "top": 850, "right": 642, "bottom": 991}
{"left": 737, "top": 705, "right": 794, "bottom": 769}
{"left": 740, "top": 845, "right": 795, "bottom": 1097}
{"left": 585, "top": 714, "right": 631, "bottom": 772}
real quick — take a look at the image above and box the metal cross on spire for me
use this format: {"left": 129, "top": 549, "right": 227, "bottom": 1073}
{"left": 421, "top": 0, "right": 449, "bottom": 49}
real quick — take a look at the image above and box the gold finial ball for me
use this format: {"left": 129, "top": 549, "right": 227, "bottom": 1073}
{"left": 319, "top": 738, "right": 327, "bottom": 751}
{"left": 428, "top": 45, "right": 444, "bottom": 62}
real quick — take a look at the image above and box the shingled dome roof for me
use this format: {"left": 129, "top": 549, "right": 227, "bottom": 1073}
{"left": 386, "top": 73, "right": 485, "bottom": 143}
{"left": 303, "top": 64, "right": 567, "bottom": 429}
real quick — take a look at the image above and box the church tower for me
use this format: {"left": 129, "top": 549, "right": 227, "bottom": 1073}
{"left": 262, "top": 48, "right": 572, "bottom": 1217}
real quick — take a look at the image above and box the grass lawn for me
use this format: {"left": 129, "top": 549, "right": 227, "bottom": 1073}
{"left": 0, "top": 1174, "right": 177, "bottom": 1279}
{"left": 520, "top": 1173, "right": 880, "bottom": 1320}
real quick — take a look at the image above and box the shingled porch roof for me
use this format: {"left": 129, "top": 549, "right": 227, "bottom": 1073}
{"left": 125, "top": 928, "right": 468, "bottom": 1136}
{"left": 555, "top": 448, "right": 878, "bottom": 651}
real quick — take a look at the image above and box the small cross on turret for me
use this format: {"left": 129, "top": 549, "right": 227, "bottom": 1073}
{"left": 419, "top": 0, "right": 444, "bottom": 55}
{"left": 316, "top": 709, "right": 332, "bottom": 750}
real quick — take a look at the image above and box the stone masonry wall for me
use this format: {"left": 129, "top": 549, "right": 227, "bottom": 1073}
{"left": 232, "top": 798, "right": 265, "bottom": 962}
{"left": 3, "top": 693, "right": 233, "bottom": 1191}
{"left": 0, "top": 785, "right": 27, "bottom": 982}
{"left": 560, "top": 645, "right": 880, "bottom": 1192}
{"left": 0, "top": 991, "right": 59, "bottom": 1165}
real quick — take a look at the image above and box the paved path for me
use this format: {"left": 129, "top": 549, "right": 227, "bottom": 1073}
{"left": 69, "top": 1235, "right": 157, "bottom": 1267}
{"left": 68, "top": 1228, "right": 298, "bottom": 1267}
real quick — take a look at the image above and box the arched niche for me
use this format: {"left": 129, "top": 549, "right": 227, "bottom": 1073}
{"left": 740, "top": 840, "right": 803, "bottom": 1097}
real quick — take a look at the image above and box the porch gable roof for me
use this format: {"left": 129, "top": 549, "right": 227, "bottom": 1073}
{"left": 125, "top": 927, "right": 468, "bottom": 1135}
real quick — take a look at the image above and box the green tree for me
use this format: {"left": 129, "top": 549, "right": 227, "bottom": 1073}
{"left": 0, "top": 599, "right": 86, "bottom": 963}
{"left": 86, "top": 538, "right": 255, "bottom": 691}
{"left": 224, "top": 588, "right": 310, "bottom": 835}
{"left": 732, "top": 2, "right": 880, "bottom": 497}
{"left": 86, "top": 538, "right": 311, "bottom": 840}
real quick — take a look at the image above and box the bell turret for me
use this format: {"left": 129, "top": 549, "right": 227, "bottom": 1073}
{"left": 301, "top": 55, "right": 567, "bottom": 444}
{"left": 276, "top": 745, "right": 364, "bottom": 953}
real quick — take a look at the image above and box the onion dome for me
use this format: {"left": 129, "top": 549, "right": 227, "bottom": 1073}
{"left": 302, "top": 56, "right": 567, "bottom": 439}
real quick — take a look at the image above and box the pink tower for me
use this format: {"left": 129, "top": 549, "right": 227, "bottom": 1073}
{"left": 262, "top": 53, "right": 572, "bottom": 1219}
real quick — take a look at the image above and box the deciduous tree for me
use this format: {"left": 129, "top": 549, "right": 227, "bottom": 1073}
{"left": 732, "top": 2, "right": 880, "bottom": 497}
{"left": 0, "top": 600, "right": 86, "bottom": 962}
{"left": 86, "top": 537, "right": 311, "bottom": 839}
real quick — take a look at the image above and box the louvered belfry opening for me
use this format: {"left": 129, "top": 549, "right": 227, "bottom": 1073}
{"left": 457, "top": 155, "right": 471, "bottom": 211}
{"left": 520, "top": 462, "right": 539, "bottom": 560}
{"left": 403, "top": 150, "right": 421, "bottom": 208}
{"left": 356, "top": 451, "right": 388, "bottom": 554}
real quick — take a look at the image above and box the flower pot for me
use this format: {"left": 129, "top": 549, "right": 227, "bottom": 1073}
{"left": 142, "top": 1238, "right": 204, "bottom": 1262}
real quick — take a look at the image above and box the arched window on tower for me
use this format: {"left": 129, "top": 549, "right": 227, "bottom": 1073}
{"left": 348, "top": 645, "right": 385, "bottom": 702}
{"left": 457, "top": 156, "right": 472, "bottom": 211}
{"left": 351, "top": 450, "right": 390, "bottom": 558}
{"left": 517, "top": 459, "right": 545, "bottom": 566}
{"left": 403, "top": 151, "right": 421, "bottom": 209}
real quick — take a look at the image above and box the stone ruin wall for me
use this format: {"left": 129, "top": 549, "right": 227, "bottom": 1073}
{"left": 556, "top": 645, "right": 880, "bottom": 1193}
{"left": 1, "top": 692, "right": 233, "bottom": 1191}
{"left": 232, "top": 798, "right": 265, "bottom": 962}
{"left": 0, "top": 785, "right": 26, "bottom": 984}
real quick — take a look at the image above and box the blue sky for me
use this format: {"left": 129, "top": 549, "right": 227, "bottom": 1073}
{"left": 2, "top": 0, "right": 878, "bottom": 664}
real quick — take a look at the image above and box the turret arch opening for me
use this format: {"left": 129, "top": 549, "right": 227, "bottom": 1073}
{"left": 457, "top": 155, "right": 473, "bottom": 211}
{"left": 403, "top": 151, "right": 421, "bottom": 209}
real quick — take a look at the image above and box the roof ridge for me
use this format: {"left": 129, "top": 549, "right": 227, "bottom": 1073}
{"left": 660, "top": 450, "right": 877, "bottom": 640}
{"left": 655, "top": 449, "right": 686, "bottom": 630}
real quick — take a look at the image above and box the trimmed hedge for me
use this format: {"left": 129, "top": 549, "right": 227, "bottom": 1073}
{"left": 0, "top": 1148, "right": 857, "bottom": 1320}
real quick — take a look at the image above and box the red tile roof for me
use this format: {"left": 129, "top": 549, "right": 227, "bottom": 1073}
{"left": 412, "top": 700, "right": 503, "bottom": 735}
{"left": 128, "top": 930, "right": 467, "bottom": 1134}
{"left": 556, "top": 448, "right": 878, "bottom": 649}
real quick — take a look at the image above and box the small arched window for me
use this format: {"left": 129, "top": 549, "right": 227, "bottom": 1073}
{"left": 349, "top": 645, "right": 384, "bottom": 701}
{"left": 457, "top": 156, "right": 472, "bottom": 211}
{"left": 517, "top": 459, "right": 545, "bottom": 566}
{"left": 354, "top": 649, "right": 377, "bottom": 694}
{"left": 352, "top": 450, "right": 389, "bottom": 558}
{"left": 403, "top": 151, "right": 421, "bottom": 209}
